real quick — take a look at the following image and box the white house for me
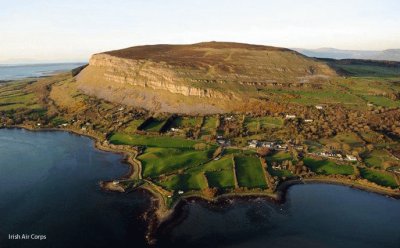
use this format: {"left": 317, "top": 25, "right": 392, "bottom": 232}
{"left": 304, "top": 119, "right": 313, "bottom": 123}
{"left": 315, "top": 105, "right": 323, "bottom": 110}
{"left": 217, "top": 139, "right": 226, "bottom": 145}
{"left": 248, "top": 140, "right": 259, "bottom": 148}
{"left": 272, "top": 164, "right": 282, "bottom": 170}
{"left": 346, "top": 155, "right": 357, "bottom": 161}
{"left": 275, "top": 144, "right": 288, "bottom": 150}
{"left": 285, "top": 115, "right": 296, "bottom": 119}
{"left": 295, "top": 146, "right": 304, "bottom": 151}
{"left": 260, "top": 141, "right": 275, "bottom": 148}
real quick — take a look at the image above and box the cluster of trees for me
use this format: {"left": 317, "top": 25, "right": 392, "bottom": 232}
{"left": 369, "top": 109, "right": 400, "bottom": 137}
{"left": 284, "top": 105, "right": 391, "bottom": 141}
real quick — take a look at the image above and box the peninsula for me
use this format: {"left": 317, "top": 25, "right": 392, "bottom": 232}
{"left": 1, "top": 42, "right": 400, "bottom": 241}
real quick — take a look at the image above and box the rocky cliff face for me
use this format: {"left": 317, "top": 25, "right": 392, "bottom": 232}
{"left": 81, "top": 53, "right": 234, "bottom": 99}
{"left": 76, "top": 42, "right": 337, "bottom": 114}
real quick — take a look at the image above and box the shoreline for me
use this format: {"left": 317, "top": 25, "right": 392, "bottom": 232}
{"left": 0, "top": 62, "right": 87, "bottom": 82}
{"left": 276, "top": 177, "right": 400, "bottom": 201}
{"left": 6, "top": 125, "right": 140, "bottom": 181}
{"left": 2, "top": 125, "right": 400, "bottom": 244}
{"left": 154, "top": 177, "right": 400, "bottom": 243}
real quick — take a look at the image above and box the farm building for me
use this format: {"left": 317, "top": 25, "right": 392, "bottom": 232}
{"left": 346, "top": 155, "right": 357, "bottom": 161}
{"left": 248, "top": 140, "right": 259, "bottom": 148}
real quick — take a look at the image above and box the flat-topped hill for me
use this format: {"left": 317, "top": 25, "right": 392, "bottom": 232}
{"left": 77, "top": 42, "right": 337, "bottom": 114}
{"left": 101, "top": 41, "right": 335, "bottom": 78}
{"left": 104, "top": 42, "right": 290, "bottom": 65}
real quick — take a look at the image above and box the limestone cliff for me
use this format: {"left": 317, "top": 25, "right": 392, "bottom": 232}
{"left": 76, "top": 42, "right": 337, "bottom": 114}
{"left": 83, "top": 53, "right": 233, "bottom": 99}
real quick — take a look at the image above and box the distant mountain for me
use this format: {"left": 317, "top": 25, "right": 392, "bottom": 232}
{"left": 371, "top": 49, "right": 400, "bottom": 62}
{"left": 293, "top": 48, "right": 400, "bottom": 62}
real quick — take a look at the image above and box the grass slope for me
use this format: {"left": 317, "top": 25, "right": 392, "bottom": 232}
{"left": 360, "top": 168, "right": 398, "bottom": 188}
{"left": 139, "top": 147, "right": 214, "bottom": 178}
{"left": 109, "top": 133, "right": 199, "bottom": 148}
{"left": 234, "top": 155, "right": 267, "bottom": 189}
{"left": 304, "top": 157, "right": 354, "bottom": 175}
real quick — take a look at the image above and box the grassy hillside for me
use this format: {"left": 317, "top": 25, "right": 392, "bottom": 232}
{"left": 320, "top": 58, "right": 400, "bottom": 77}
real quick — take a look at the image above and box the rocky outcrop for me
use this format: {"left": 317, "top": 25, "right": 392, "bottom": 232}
{"left": 81, "top": 54, "right": 234, "bottom": 99}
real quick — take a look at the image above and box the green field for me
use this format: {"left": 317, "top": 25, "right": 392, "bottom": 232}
{"left": 362, "top": 95, "right": 400, "bottom": 108}
{"left": 244, "top": 116, "right": 283, "bottom": 132}
{"left": 50, "top": 117, "right": 67, "bottom": 126}
{"left": 200, "top": 116, "right": 218, "bottom": 138}
{"left": 290, "top": 90, "right": 364, "bottom": 106}
{"left": 171, "top": 116, "right": 202, "bottom": 129}
{"left": 124, "top": 119, "right": 145, "bottom": 133}
{"left": 206, "top": 170, "right": 235, "bottom": 189}
{"left": 303, "top": 157, "right": 354, "bottom": 175}
{"left": 334, "top": 132, "right": 364, "bottom": 147}
{"left": 321, "top": 132, "right": 364, "bottom": 148}
{"left": 304, "top": 140, "right": 324, "bottom": 153}
{"left": 153, "top": 152, "right": 235, "bottom": 191}
{"left": 159, "top": 173, "right": 208, "bottom": 191}
{"left": 364, "top": 149, "right": 398, "bottom": 169}
{"left": 234, "top": 155, "right": 267, "bottom": 189}
{"left": 334, "top": 64, "right": 400, "bottom": 77}
{"left": 0, "top": 82, "right": 41, "bottom": 111}
{"left": 109, "top": 133, "right": 199, "bottom": 148}
{"left": 360, "top": 168, "right": 398, "bottom": 188}
{"left": 266, "top": 87, "right": 365, "bottom": 107}
{"left": 267, "top": 166, "right": 293, "bottom": 178}
{"left": 338, "top": 78, "right": 400, "bottom": 107}
{"left": 196, "top": 155, "right": 235, "bottom": 189}
{"left": 319, "top": 58, "right": 400, "bottom": 78}
{"left": 225, "top": 148, "right": 257, "bottom": 156}
{"left": 139, "top": 147, "right": 215, "bottom": 178}
{"left": 266, "top": 151, "right": 292, "bottom": 163}
{"left": 140, "top": 118, "right": 167, "bottom": 132}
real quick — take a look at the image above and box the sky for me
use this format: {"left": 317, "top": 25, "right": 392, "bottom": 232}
{"left": 0, "top": 0, "right": 399, "bottom": 63}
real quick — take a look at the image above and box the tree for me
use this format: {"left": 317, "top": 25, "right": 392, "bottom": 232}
{"left": 342, "top": 143, "right": 351, "bottom": 152}
{"left": 303, "top": 144, "right": 309, "bottom": 153}
{"left": 290, "top": 148, "right": 298, "bottom": 161}
{"left": 257, "top": 147, "right": 271, "bottom": 157}
{"left": 194, "top": 143, "right": 208, "bottom": 150}
{"left": 288, "top": 160, "right": 294, "bottom": 171}
{"left": 202, "top": 187, "right": 217, "bottom": 198}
